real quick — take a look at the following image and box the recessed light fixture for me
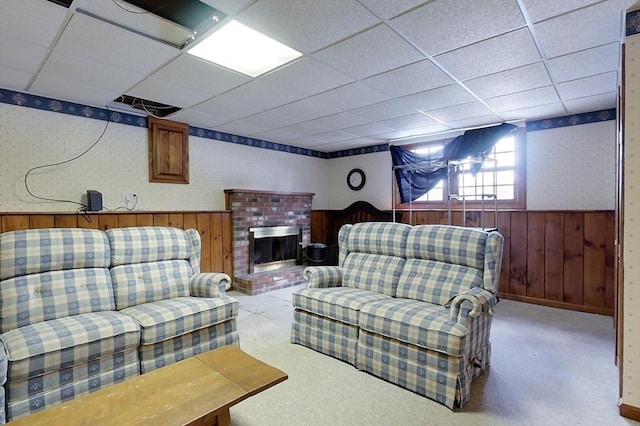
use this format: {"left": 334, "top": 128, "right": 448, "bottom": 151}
{"left": 187, "top": 20, "right": 302, "bottom": 77}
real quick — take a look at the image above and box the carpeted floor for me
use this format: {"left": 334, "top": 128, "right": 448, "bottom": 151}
{"left": 228, "top": 284, "right": 637, "bottom": 426}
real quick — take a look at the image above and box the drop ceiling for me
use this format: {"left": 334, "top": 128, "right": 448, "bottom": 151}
{"left": 0, "top": 0, "right": 633, "bottom": 153}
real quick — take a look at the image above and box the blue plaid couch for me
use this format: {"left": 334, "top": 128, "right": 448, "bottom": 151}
{"left": 0, "top": 226, "right": 238, "bottom": 422}
{"left": 291, "top": 222, "right": 503, "bottom": 409}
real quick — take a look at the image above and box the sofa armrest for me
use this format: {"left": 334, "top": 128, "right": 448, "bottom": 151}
{"left": 448, "top": 287, "right": 497, "bottom": 323}
{"left": 190, "top": 272, "right": 232, "bottom": 297}
{"left": 304, "top": 266, "right": 343, "bottom": 288}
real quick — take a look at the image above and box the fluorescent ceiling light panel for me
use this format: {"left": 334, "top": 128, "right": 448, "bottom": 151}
{"left": 188, "top": 20, "right": 302, "bottom": 77}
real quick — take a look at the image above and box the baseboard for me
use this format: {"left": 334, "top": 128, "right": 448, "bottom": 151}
{"left": 620, "top": 403, "right": 640, "bottom": 421}
{"left": 498, "top": 293, "right": 614, "bottom": 316}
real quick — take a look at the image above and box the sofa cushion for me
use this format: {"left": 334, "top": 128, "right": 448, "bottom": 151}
{"left": 0, "top": 228, "right": 110, "bottom": 281}
{"left": 120, "top": 296, "right": 238, "bottom": 345}
{"left": 342, "top": 253, "right": 406, "bottom": 296}
{"left": 359, "top": 299, "right": 468, "bottom": 357}
{"left": 343, "top": 222, "right": 409, "bottom": 258}
{"left": 406, "top": 225, "right": 487, "bottom": 270}
{"left": 0, "top": 268, "right": 116, "bottom": 332}
{"left": 106, "top": 227, "right": 191, "bottom": 266}
{"left": 110, "top": 260, "right": 193, "bottom": 309}
{"left": 395, "top": 259, "right": 483, "bottom": 306}
{"left": 0, "top": 312, "right": 140, "bottom": 382}
{"left": 293, "top": 287, "right": 390, "bottom": 325}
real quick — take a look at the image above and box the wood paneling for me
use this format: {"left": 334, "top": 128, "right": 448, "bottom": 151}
{"left": 310, "top": 208, "right": 615, "bottom": 316}
{"left": 0, "top": 211, "right": 232, "bottom": 277}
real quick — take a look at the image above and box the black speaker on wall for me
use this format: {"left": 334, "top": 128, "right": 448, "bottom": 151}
{"left": 86, "top": 190, "right": 103, "bottom": 211}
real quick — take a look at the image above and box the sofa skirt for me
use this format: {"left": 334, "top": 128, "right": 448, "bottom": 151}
{"left": 291, "top": 310, "right": 358, "bottom": 364}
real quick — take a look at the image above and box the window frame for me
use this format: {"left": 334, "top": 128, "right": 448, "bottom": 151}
{"left": 394, "top": 127, "right": 526, "bottom": 210}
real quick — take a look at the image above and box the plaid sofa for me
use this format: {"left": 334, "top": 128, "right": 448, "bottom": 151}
{"left": 291, "top": 222, "right": 503, "bottom": 409}
{"left": 0, "top": 226, "right": 238, "bottom": 422}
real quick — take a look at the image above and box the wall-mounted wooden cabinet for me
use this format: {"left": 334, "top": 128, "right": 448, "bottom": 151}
{"left": 148, "top": 117, "right": 189, "bottom": 184}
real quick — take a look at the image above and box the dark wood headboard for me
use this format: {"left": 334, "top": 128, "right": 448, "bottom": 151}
{"left": 310, "top": 201, "right": 392, "bottom": 245}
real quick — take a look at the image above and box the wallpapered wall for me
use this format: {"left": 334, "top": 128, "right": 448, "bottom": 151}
{"left": 623, "top": 18, "right": 640, "bottom": 410}
{"left": 526, "top": 120, "right": 616, "bottom": 210}
{"left": 326, "top": 121, "right": 616, "bottom": 211}
{"left": 0, "top": 104, "right": 329, "bottom": 211}
{"left": 0, "top": 102, "right": 617, "bottom": 214}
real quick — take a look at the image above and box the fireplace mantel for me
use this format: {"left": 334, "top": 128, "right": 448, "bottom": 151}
{"left": 224, "top": 189, "right": 315, "bottom": 197}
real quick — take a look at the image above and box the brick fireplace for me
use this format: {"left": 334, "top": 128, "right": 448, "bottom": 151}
{"left": 224, "top": 189, "right": 314, "bottom": 295}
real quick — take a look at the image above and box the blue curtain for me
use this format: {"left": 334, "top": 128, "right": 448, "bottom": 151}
{"left": 390, "top": 123, "right": 517, "bottom": 204}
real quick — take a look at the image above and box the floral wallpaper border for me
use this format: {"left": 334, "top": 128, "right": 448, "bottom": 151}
{"left": 0, "top": 87, "right": 616, "bottom": 158}
{"left": 526, "top": 108, "right": 616, "bottom": 132}
{"left": 627, "top": 8, "right": 639, "bottom": 37}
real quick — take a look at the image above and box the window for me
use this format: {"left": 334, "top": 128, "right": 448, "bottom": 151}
{"left": 401, "top": 128, "right": 525, "bottom": 209}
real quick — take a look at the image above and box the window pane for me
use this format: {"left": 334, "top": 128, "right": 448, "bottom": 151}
{"left": 495, "top": 151, "right": 515, "bottom": 167}
{"left": 496, "top": 185, "right": 514, "bottom": 199}
{"left": 496, "top": 170, "right": 514, "bottom": 185}
{"left": 494, "top": 136, "right": 514, "bottom": 152}
{"left": 415, "top": 180, "right": 444, "bottom": 201}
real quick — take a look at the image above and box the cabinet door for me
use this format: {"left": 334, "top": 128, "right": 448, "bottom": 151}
{"left": 148, "top": 117, "right": 189, "bottom": 184}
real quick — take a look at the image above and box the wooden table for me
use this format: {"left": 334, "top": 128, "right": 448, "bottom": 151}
{"left": 10, "top": 346, "right": 287, "bottom": 426}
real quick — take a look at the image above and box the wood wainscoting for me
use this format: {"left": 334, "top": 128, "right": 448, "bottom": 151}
{"left": 0, "top": 211, "right": 233, "bottom": 277}
{"left": 310, "top": 206, "right": 615, "bottom": 316}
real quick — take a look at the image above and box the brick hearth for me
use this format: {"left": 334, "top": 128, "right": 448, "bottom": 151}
{"left": 224, "top": 189, "right": 314, "bottom": 295}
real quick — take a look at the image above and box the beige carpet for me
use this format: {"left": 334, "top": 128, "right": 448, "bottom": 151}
{"left": 228, "top": 285, "right": 637, "bottom": 426}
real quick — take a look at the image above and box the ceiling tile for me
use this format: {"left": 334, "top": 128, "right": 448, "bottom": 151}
{"left": 311, "top": 130, "right": 360, "bottom": 143}
{"left": 464, "top": 62, "right": 552, "bottom": 98}
{"left": 150, "top": 55, "right": 251, "bottom": 97}
{"left": 556, "top": 71, "right": 618, "bottom": 100}
{"left": 313, "top": 24, "right": 424, "bottom": 79}
{"left": 350, "top": 99, "right": 418, "bottom": 122}
{"left": 251, "top": 128, "right": 300, "bottom": 143}
{"left": 0, "top": 0, "right": 68, "bottom": 48}
{"left": 521, "top": 0, "right": 600, "bottom": 23}
{"left": 215, "top": 120, "right": 267, "bottom": 137}
{"left": 53, "top": 14, "right": 179, "bottom": 76}
{"left": 547, "top": 43, "right": 620, "bottom": 83}
{"left": 563, "top": 92, "right": 617, "bottom": 114}
{"left": 0, "top": 66, "right": 33, "bottom": 91}
{"left": 401, "top": 84, "right": 476, "bottom": 111}
{"left": 485, "top": 86, "right": 560, "bottom": 112}
{"left": 74, "top": 0, "right": 192, "bottom": 47}
{"left": 443, "top": 114, "right": 504, "bottom": 131}
{"left": 28, "top": 74, "right": 122, "bottom": 107}
{"left": 499, "top": 102, "right": 567, "bottom": 121}
{"left": 310, "top": 112, "right": 371, "bottom": 130}
{"left": 191, "top": 95, "right": 262, "bottom": 120}
{"left": 390, "top": 0, "right": 525, "bottom": 55}
{"left": 380, "top": 113, "right": 440, "bottom": 130}
{"left": 219, "top": 79, "right": 302, "bottom": 110}
{"left": 235, "top": 108, "right": 302, "bottom": 129}
{"left": 309, "top": 82, "right": 390, "bottom": 111}
{"left": 37, "top": 49, "right": 143, "bottom": 94}
{"left": 357, "top": 0, "right": 429, "bottom": 20}
{"left": 270, "top": 98, "right": 341, "bottom": 121}
{"left": 172, "top": 109, "right": 229, "bottom": 129}
{"left": 434, "top": 28, "right": 541, "bottom": 81}
{"left": 236, "top": 0, "right": 379, "bottom": 54}
{"left": 278, "top": 122, "right": 333, "bottom": 137}
{"left": 0, "top": 36, "right": 50, "bottom": 74}
{"left": 343, "top": 122, "right": 396, "bottom": 137}
{"left": 425, "top": 102, "right": 495, "bottom": 122}
{"left": 362, "top": 59, "right": 454, "bottom": 98}
{"left": 259, "top": 57, "right": 354, "bottom": 97}
{"left": 534, "top": 0, "right": 632, "bottom": 58}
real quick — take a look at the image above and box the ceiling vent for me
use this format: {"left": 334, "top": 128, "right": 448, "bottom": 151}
{"left": 112, "top": 95, "right": 181, "bottom": 118}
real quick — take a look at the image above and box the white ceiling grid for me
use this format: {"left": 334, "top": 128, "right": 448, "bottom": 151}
{"left": 0, "top": 0, "right": 634, "bottom": 152}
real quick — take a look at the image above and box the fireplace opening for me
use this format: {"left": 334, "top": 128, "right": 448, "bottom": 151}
{"left": 249, "top": 226, "right": 302, "bottom": 273}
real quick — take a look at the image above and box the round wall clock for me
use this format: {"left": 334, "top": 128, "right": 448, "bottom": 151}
{"left": 347, "top": 168, "right": 366, "bottom": 191}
